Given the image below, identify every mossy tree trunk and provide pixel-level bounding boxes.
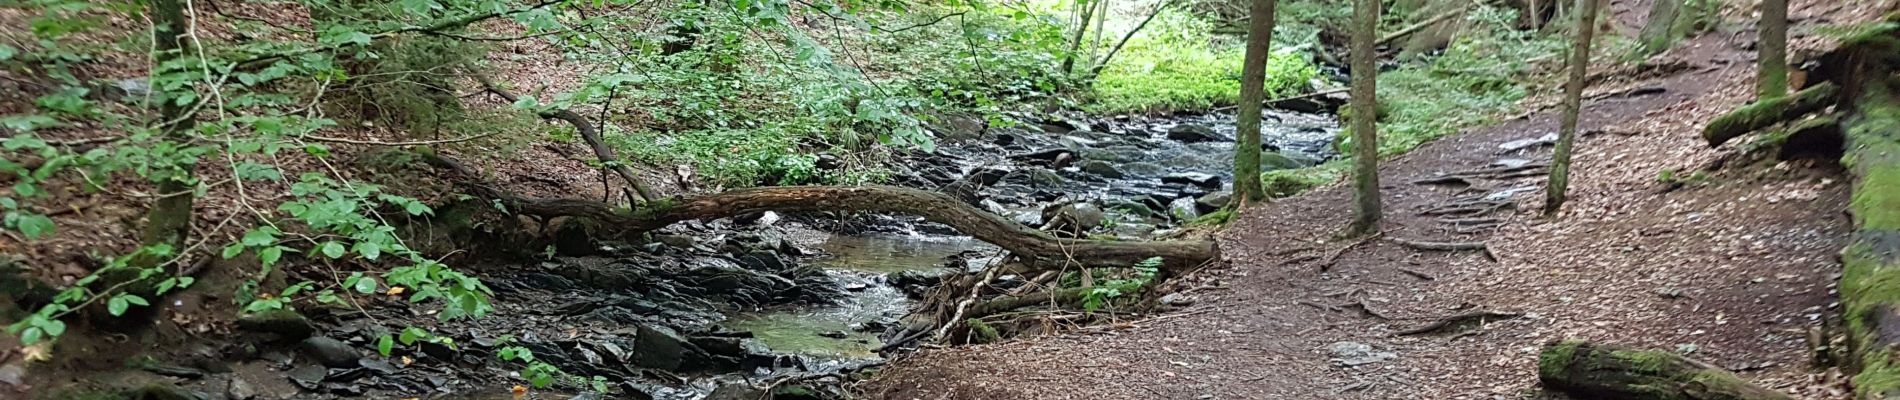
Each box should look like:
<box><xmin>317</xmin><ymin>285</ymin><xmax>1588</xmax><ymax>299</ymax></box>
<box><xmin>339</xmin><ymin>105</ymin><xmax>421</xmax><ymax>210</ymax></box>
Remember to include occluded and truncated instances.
<box><xmin>1232</xmin><ymin>0</ymin><xmax>1278</xmax><ymax>206</ymax></box>
<box><xmin>1544</xmin><ymin>0</ymin><xmax>1601</xmax><ymax>216</ymax></box>
<box><xmin>1699</xmin><ymin>82</ymin><xmax>1840</xmax><ymax>147</ymax></box>
<box><xmin>1538</xmin><ymin>340</ymin><xmax>1794</xmax><ymax>400</ymax></box>
<box><xmin>1346</xmin><ymin>0</ymin><xmax>1382</xmax><ymax>235</ymax></box>
<box><xmin>1637</xmin><ymin>0</ymin><xmax>1683</xmax><ymax>56</ymax></box>
<box><xmin>1756</xmin><ymin>0</ymin><xmax>1789</xmax><ymax>99</ymax></box>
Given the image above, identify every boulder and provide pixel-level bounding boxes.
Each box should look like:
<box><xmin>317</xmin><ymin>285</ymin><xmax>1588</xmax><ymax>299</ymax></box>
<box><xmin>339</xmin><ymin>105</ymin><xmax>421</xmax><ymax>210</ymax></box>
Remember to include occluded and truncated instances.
<box><xmin>1120</xmin><ymin>162</ymin><xmax>1166</xmax><ymax>176</ymax></box>
<box><xmin>1039</xmin><ymin>202</ymin><xmax>1105</xmax><ymax>236</ymax></box>
<box><xmin>1166</xmin><ymin>124</ymin><xmax>1225</xmax><ymax>143</ymax></box>
<box><xmin>1196</xmin><ymin>191</ymin><xmax>1233</xmax><ymax>213</ymax></box>
<box><xmin>632</xmin><ymin>325</ymin><xmax>690</xmax><ymax>370</ymax></box>
<box><xmin>1079</xmin><ymin>160</ymin><xmax>1124</xmax><ymax>179</ymax></box>
<box><xmin>1162</xmin><ymin>172</ymin><xmax>1221</xmax><ymax>189</ymax></box>
<box><xmin>929</xmin><ymin>114</ymin><xmax>986</xmax><ymax>141</ymax></box>
<box><xmin>236</xmin><ymin>309</ymin><xmax>315</xmax><ymax>339</ymax></box>
<box><xmin>299</xmin><ymin>337</ymin><xmax>360</xmax><ymax>368</ymax></box>
<box><xmin>1168</xmin><ymin>197</ymin><xmax>1201</xmax><ymax>221</ymax></box>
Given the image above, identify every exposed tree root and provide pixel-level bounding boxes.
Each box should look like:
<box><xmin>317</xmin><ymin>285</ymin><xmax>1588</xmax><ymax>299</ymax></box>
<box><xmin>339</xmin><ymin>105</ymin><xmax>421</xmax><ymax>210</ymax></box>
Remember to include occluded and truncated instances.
<box><xmin>1394</xmin><ymin>310</ymin><xmax>1519</xmax><ymax>336</ymax></box>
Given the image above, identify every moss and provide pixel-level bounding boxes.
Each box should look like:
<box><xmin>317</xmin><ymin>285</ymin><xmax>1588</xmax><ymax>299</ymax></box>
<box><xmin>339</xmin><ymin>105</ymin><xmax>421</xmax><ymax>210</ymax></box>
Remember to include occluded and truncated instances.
<box><xmin>1852</xmin><ymin>165</ymin><xmax>1900</xmax><ymax>230</ymax></box>
<box><xmin>1260</xmin><ymin>166</ymin><xmax>1340</xmax><ymax>198</ymax></box>
<box><xmin>626</xmin><ymin>197</ymin><xmax>680</xmax><ymax>220</ymax></box>
<box><xmin>966</xmin><ymin>319</ymin><xmax>1001</xmax><ymax>344</ymax></box>
<box><xmin>1609</xmin><ymin>349</ymin><xmax>1673</xmax><ymax>374</ymax></box>
<box><xmin>1187</xmin><ymin>209</ymin><xmax>1235</xmax><ymax>227</ymax></box>
<box><xmin>1539</xmin><ymin>340</ymin><xmax>1585</xmax><ymax>378</ymax></box>
<box><xmin>1857</xmin><ymin>350</ymin><xmax>1900</xmax><ymax>398</ymax></box>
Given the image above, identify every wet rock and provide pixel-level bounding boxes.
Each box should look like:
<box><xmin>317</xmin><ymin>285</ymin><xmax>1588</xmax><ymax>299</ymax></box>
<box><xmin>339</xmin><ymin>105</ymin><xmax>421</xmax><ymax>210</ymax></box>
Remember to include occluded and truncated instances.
<box><xmin>735</xmin><ymin>251</ymin><xmax>788</xmax><ymax>271</ymax></box>
<box><xmin>706</xmin><ymin>381</ymin><xmax>769</xmax><ymax>400</ymax></box>
<box><xmin>1023</xmin><ymin>168</ymin><xmax>1066</xmax><ymax>186</ymax></box>
<box><xmin>1195</xmin><ymin>191</ymin><xmax>1232</xmax><ymax>214</ymax></box>
<box><xmin>930</xmin><ymin>115</ymin><xmax>986</xmax><ymax>141</ymax></box>
<box><xmin>891</xmin><ymin>269</ymin><xmax>950</xmax><ymax>289</ymax></box>
<box><xmin>1162</xmin><ymin>172</ymin><xmax>1221</xmax><ymax>189</ymax></box>
<box><xmin>1040</xmin><ymin>202</ymin><xmax>1104</xmax><ymax>236</ymax></box>
<box><xmin>287</xmin><ymin>365</ymin><xmax>327</xmax><ymax>390</ymax></box>
<box><xmin>632</xmin><ymin>325</ymin><xmax>690</xmax><ymax>370</ymax></box>
<box><xmin>1009</xmin><ymin>149</ymin><xmax>1077</xmax><ymax>168</ymax></box>
<box><xmin>1167</xmin><ymin>124</ymin><xmax>1225</xmax><ymax>143</ymax></box>
<box><xmin>1168</xmin><ymin>197</ymin><xmax>1201</xmax><ymax>221</ymax></box>
<box><xmin>1328</xmin><ymin>341</ymin><xmax>1398</xmax><ymax>367</ymax></box>
<box><xmin>1111</xmin><ymin>222</ymin><xmax>1158</xmax><ymax>237</ymax></box>
<box><xmin>131</xmin><ymin>383</ymin><xmax>211</xmax><ymax>400</ymax></box>
<box><xmin>1079</xmin><ymin>160</ymin><xmax>1124</xmax><ymax>179</ymax></box>
<box><xmin>1120</xmin><ymin>162</ymin><xmax>1166</xmax><ymax>176</ymax></box>
<box><xmin>818</xmin><ymin>331</ymin><xmax>850</xmax><ymax>339</ymax></box>
<box><xmin>228</xmin><ymin>376</ymin><xmax>257</xmax><ymax>400</ymax></box>
<box><xmin>357</xmin><ymin>358</ymin><xmax>400</xmax><ymax>375</ymax></box>
<box><xmin>138</xmin><ymin>362</ymin><xmax>207</xmax><ymax>379</ymax></box>
<box><xmin>654</xmin><ymin>234</ymin><xmax>698</xmax><ymax>250</ymax></box>
<box><xmin>299</xmin><ymin>337</ymin><xmax>360</xmax><ymax>368</ymax></box>
<box><xmin>236</xmin><ymin>309</ymin><xmax>315</xmax><ymax>339</ymax></box>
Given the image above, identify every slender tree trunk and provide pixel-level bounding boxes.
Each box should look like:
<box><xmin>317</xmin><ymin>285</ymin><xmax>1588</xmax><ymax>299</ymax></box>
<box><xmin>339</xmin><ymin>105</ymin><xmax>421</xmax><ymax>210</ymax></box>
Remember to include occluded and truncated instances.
<box><xmin>1087</xmin><ymin>1</ymin><xmax>1170</xmax><ymax>78</ymax></box>
<box><xmin>1756</xmin><ymin>0</ymin><xmax>1788</xmax><ymax>99</ymax></box>
<box><xmin>1346</xmin><ymin>0</ymin><xmax>1382</xmax><ymax>235</ymax></box>
<box><xmin>1544</xmin><ymin>0</ymin><xmax>1601</xmax><ymax>216</ymax></box>
<box><xmin>1060</xmin><ymin>0</ymin><xmax>1097</xmax><ymax>75</ymax></box>
<box><xmin>1637</xmin><ymin>0</ymin><xmax>1683</xmax><ymax>55</ymax></box>
<box><xmin>1092</xmin><ymin>0</ymin><xmax>1109</xmax><ymax>57</ymax></box>
<box><xmin>1231</xmin><ymin>0</ymin><xmax>1278</xmax><ymax>206</ymax></box>
<box><xmin>139</xmin><ymin>0</ymin><xmax>197</xmax><ymax>261</ymax></box>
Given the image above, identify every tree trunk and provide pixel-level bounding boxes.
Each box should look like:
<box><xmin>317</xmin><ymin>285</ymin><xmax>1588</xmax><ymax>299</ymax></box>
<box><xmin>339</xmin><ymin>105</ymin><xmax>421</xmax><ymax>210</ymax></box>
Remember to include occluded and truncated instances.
<box><xmin>1347</xmin><ymin>0</ymin><xmax>1382</xmax><ymax>235</ymax></box>
<box><xmin>1756</xmin><ymin>0</ymin><xmax>1789</xmax><ymax>99</ymax></box>
<box><xmin>1231</xmin><ymin>0</ymin><xmax>1278</xmax><ymax>206</ymax></box>
<box><xmin>1538</xmin><ymin>340</ymin><xmax>1794</xmax><ymax>400</ymax></box>
<box><xmin>1699</xmin><ymin>81</ymin><xmax>1839</xmax><ymax>147</ymax></box>
<box><xmin>429</xmin><ymin>153</ymin><xmax>1219</xmax><ymax>273</ymax></box>
<box><xmin>1637</xmin><ymin>0</ymin><xmax>1683</xmax><ymax>56</ymax></box>
<box><xmin>133</xmin><ymin>0</ymin><xmax>197</xmax><ymax>271</ymax></box>
<box><xmin>1087</xmin><ymin>1</ymin><xmax>1171</xmax><ymax>78</ymax></box>
<box><xmin>1060</xmin><ymin>0</ymin><xmax>1097</xmax><ymax>75</ymax></box>
<box><xmin>1543</xmin><ymin>0</ymin><xmax>1601</xmax><ymax>216</ymax></box>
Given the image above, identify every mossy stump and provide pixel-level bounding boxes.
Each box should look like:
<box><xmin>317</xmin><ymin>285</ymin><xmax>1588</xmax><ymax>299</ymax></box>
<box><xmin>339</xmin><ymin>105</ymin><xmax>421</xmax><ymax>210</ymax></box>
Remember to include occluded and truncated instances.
<box><xmin>1537</xmin><ymin>340</ymin><xmax>1792</xmax><ymax>400</ymax></box>
<box><xmin>1834</xmin><ymin>17</ymin><xmax>1900</xmax><ymax>398</ymax></box>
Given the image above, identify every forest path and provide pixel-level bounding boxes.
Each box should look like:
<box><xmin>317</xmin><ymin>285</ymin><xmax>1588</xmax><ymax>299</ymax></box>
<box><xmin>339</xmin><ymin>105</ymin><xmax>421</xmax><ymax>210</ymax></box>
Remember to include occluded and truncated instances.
<box><xmin>861</xmin><ymin>1</ymin><xmax>1882</xmax><ymax>398</ymax></box>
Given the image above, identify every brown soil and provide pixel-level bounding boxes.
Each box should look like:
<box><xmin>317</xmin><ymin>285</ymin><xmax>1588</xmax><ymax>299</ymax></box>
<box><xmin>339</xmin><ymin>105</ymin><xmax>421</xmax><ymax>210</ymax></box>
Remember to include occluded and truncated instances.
<box><xmin>860</xmin><ymin>1</ymin><xmax>1888</xmax><ymax>398</ymax></box>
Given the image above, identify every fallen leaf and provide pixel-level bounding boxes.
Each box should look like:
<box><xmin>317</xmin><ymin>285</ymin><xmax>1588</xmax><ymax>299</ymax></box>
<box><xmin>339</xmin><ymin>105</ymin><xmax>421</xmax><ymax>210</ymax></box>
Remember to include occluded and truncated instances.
<box><xmin>387</xmin><ymin>287</ymin><xmax>405</xmax><ymax>296</ymax></box>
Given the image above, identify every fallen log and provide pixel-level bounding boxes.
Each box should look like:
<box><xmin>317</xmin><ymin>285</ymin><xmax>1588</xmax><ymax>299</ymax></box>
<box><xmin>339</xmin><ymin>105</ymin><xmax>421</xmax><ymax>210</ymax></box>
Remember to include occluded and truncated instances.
<box><xmin>1701</xmin><ymin>81</ymin><xmax>1839</xmax><ymax>148</ymax></box>
<box><xmin>1538</xmin><ymin>340</ymin><xmax>1793</xmax><ymax>400</ymax></box>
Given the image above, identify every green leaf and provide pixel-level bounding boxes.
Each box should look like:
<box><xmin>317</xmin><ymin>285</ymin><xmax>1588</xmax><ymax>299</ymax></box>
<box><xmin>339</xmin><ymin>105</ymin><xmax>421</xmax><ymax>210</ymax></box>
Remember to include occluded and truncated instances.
<box><xmin>14</xmin><ymin>213</ymin><xmax>53</xmax><ymax>239</ymax></box>
<box><xmin>350</xmin><ymin>273</ymin><xmax>377</xmax><ymax>294</ymax></box>
<box><xmin>320</xmin><ymin>241</ymin><xmax>346</xmax><ymax>259</ymax></box>
<box><xmin>221</xmin><ymin>243</ymin><xmax>244</xmax><ymax>259</ymax></box>
<box><xmin>108</xmin><ymin>297</ymin><xmax>128</xmax><ymax>316</ymax></box>
<box><xmin>354</xmin><ymin>242</ymin><xmax>382</xmax><ymax>261</ymax></box>
<box><xmin>399</xmin><ymin>326</ymin><xmax>426</xmax><ymax>345</ymax></box>
<box><xmin>240</xmin><ymin>226</ymin><xmax>278</xmax><ymax>247</ymax></box>
<box><xmin>0</xmin><ymin>44</ymin><xmax>16</xmax><ymax>61</ymax></box>
<box><xmin>20</xmin><ymin>326</ymin><xmax>42</xmax><ymax>345</ymax></box>
<box><xmin>377</xmin><ymin>334</ymin><xmax>395</xmax><ymax>356</ymax></box>
<box><xmin>40</xmin><ymin>319</ymin><xmax>64</xmax><ymax>337</ymax></box>
<box><xmin>122</xmin><ymin>294</ymin><xmax>149</xmax><ymax>306</ymax></box>
<box><xmin>259</xmin><ymin>246</ymin><xmax>283</xmax><ymax>266</ymax></box>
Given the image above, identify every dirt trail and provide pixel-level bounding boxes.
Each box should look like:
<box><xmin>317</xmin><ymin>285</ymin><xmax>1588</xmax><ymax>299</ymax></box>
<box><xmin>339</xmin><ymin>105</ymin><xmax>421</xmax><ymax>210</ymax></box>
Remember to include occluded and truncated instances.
<box><xmin>862</xmin><ymin>1</ymin><xmax>1878</xmax><ymax>398</ymax></box>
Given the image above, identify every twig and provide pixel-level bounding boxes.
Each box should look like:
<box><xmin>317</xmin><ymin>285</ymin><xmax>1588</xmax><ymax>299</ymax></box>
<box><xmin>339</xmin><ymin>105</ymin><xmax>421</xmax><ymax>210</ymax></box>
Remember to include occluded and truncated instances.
<box><xmin>1393</xmin><ymin>310</ymin><xmax>1521</xmax><ymax>336</ymax></box>
<box><xmin>1318</xmin><ymin>231</ymin><xmax>1382</xmax><ymax>272</ymax></box>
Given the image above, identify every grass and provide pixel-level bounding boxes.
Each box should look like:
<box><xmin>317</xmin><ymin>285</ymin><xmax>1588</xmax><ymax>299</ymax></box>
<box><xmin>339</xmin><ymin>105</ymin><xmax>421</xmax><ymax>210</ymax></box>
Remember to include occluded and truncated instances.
<box><xmin>1088</xmin><ymin>12</ymin><xmax>1319</xmax><ymax>114</ymax></box>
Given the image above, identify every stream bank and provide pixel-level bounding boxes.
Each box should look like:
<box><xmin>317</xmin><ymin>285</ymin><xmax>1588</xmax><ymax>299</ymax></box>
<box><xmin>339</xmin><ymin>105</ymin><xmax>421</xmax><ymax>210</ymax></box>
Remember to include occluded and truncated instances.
<box><xmin>64</xmin><ymin>108</ymin><xmax>1339</xmax><ymax>400</ymax></box>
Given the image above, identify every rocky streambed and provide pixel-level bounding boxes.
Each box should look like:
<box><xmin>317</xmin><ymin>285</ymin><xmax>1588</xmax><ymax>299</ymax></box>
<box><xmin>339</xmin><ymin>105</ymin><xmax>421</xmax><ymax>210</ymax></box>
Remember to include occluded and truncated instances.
<box><xmin>148</xmin><ymin>109</ymin><xmax>1338</xmax><ymax>400</ymax></box>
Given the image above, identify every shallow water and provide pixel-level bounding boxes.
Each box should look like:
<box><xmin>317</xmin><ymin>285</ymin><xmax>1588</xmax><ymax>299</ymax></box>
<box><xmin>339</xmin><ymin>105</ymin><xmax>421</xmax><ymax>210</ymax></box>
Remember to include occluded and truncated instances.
<box><xmin>723</xmin><ymin>233</ymin><xmax>989</xmax><ymax>361</ymax></box>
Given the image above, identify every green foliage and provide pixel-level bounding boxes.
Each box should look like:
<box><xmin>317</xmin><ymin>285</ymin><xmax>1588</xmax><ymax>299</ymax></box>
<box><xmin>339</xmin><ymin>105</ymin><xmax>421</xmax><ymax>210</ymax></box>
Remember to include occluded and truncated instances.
<box><xmin>1089</xmin><ymin>11</ymin><xmax>1318</xmax><ymax>113</ymax></box>
<box><xmin>1077</xmin><ymin>257</ymin><xmax>1161</xmax><ymax>311</ymax></box>
<box><xmin>496</xmin><ymin>345</ymin><xmax>608</xmax><ymax>392</ymax></box>
<box><xmin>1347</xmin><ymin>5</ymin><xmax>1561</xmax><ymax>156</ymax></box>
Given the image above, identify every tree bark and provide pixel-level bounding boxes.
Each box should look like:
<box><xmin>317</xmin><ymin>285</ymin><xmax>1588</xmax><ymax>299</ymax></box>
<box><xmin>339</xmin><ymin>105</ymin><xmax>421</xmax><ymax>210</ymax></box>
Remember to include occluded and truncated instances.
<box><xmin>1544</xmin><ymin>0</ymin><xmax>1601</xmax><ymax>216</ymax></box>
<box><xmin>1060</xmin><ymin>0</ymin><xmax>1097</xmax><ymax>75</ymax></box>
<box><xmin>1637</xmin><ymin>0</ymin><xmax>1683</xmax><ymax>56</ymax></box>
<box><xmin>1231</xmin><ymin>0</ymin><xmax>1278</xmax><ymax>206</ymax></box>
<box><xmin>133</xmin><ymin>0</ymin><xmax>197</xmax><ymax>271</ymax></box>
<box><xmin>478</xmin><ymin>75</ymin><xmax>657</xmax><ymax>202</ymax></box>
<box><xmin>1700</xmin><ymin>81</ymin><xmax>1839</xmax><ymax>147</ymax></box>
<box><xmin>1347</xmin><ymin>0</ymin><xmax>1382</xmax><ymax>235</ymax></box>
<box><xmin>1538</xmin><ymin>340</ymin><xmax>1794</xmax><ymax>400</ymax></box>
<box><xmin>1756</xmin><ymin>0</ymin><xmax>1789</xmax><ymax>99</ymax></box>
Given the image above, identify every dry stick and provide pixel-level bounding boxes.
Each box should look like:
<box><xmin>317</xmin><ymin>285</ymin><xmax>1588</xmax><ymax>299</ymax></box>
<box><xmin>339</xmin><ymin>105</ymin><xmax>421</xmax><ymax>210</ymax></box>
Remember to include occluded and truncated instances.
<box><xmin>476</xmin><ymin>74</ymin><xmax>656</xmax><ymax>202</ymax></box>
<box><xmin>1318</xmin><ymin>231</ymin><xmax>1383</xmax><ymax>272</ymax></box>
<box><xmin>1394</xmin><ymin>310</ymin><xmax>1520</xmax><ymax>336</ymax></box>
<box><xmin>1376</xmin><ymin>5</ymin><xmax>1469</xmax><ymax>46</ymax></box>
<box><xmin>1085</xmin><ymin>0</ymin><xmax>1174</xmax><ymax>77</ymax></box>
<box><xmin>1390</xmin><ymin>237</ymin><xmax>1498</xmax><ymax>261</ymax></box>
